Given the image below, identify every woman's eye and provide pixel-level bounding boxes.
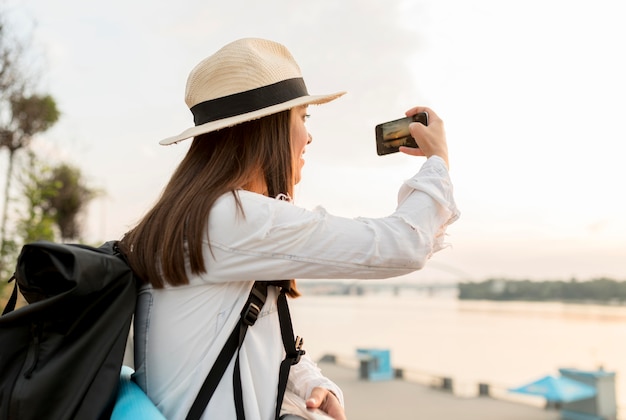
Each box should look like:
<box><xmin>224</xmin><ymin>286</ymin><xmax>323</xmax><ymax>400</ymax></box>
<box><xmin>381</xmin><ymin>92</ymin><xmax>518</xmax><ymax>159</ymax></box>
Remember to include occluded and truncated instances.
<box><xmin>304</xmin><ymin>114</ymin><xmax>310</xmax><ymax>121</ymax></box>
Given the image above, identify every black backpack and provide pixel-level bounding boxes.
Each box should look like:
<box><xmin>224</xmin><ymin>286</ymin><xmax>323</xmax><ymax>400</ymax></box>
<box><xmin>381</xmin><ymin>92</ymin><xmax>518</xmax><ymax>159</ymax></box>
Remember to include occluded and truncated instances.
<box><xmin>0</xmin><ymin>241</ymin><xmax>303</xmax><ymax>420</ymax></box>
<box><xmin>0</xmin><ymin>241</ymin><xmax>137</xmax><ymax>420</ymax></box>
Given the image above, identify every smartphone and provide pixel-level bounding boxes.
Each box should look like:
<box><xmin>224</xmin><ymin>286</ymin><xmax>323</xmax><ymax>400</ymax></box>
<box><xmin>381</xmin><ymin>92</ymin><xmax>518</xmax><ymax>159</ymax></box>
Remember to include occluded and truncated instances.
<box><xmin>375</xmin><ymin>112</ymin><xmax>428</xmax><ymax>156</ymax></box>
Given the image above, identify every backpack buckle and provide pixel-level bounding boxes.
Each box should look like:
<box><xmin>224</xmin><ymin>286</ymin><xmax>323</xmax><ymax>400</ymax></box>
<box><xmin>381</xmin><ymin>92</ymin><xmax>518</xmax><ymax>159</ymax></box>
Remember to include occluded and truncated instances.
<box><xmin>292</xmin><ymin>336</ymin><xmax>306</xmax><ymax>365</ymax></box>
<box><xmin>241</xmin><ymin>302</ymin><xmax>261</xmax><ymax>326</ymax></box>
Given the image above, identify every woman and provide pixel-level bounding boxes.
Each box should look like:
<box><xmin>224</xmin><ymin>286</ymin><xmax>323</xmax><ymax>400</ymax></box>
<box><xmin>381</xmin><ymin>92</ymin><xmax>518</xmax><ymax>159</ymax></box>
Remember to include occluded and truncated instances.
<box><xmin>121</xmin><ymin>38</ymin><xmax>459</xmax><ymax>420</ymax></box>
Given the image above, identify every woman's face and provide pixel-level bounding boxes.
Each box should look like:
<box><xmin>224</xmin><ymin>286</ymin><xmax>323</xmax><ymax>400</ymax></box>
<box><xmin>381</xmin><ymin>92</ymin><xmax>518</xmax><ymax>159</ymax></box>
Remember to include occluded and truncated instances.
<box><xmin>290</xmin><ymin>105</ymin><xmax>311</xmax><ymax>185</ymax></box>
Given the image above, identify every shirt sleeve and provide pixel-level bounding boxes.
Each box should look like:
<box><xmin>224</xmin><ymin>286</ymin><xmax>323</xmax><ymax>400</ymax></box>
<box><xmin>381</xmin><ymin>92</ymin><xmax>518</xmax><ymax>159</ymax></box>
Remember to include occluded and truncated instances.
<box><xmin>200</xmin><ymin>156</ymin><xmax>460</xmax><ymax>282</ymax></box>
<box><xmin>286</xmin><ymin>353</ymin><xmax>345</xmax><ymax>407</ymax></box>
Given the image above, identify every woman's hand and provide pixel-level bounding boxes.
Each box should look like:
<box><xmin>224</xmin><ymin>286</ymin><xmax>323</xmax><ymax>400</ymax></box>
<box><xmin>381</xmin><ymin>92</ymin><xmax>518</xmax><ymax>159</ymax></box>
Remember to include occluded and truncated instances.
<box><xmin>399</xmin><ymin>106</ymin><xmax>449</xmax><ymax>169</ymax></box>
<box><xmin>306</xmin><ymin>387</ymin><xmax>347</xmax><ymax>420</ymax></box>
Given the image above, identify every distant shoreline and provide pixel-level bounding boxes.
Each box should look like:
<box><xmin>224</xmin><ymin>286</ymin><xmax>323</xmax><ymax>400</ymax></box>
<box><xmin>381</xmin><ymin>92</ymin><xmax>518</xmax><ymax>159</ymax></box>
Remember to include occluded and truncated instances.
<box><xmin>458</xmin><ymin>278</ymin><xmax>626</xmax><ymax>305</ymax></box>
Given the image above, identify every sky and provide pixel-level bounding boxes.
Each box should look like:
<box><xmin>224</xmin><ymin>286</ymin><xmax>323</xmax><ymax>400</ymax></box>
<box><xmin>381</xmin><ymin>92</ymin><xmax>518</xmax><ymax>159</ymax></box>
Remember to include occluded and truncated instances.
<box><xmin>3</xmin><ymin>0</ymin><xmax>626</xmax><ymax>283</ymax></box>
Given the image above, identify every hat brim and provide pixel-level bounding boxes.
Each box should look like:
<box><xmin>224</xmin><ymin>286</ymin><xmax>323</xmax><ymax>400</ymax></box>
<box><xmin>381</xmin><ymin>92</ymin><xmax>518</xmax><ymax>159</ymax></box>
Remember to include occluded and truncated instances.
<box><xmin>159</xmin><ymin>91</ymin><xmax>346</xmax><ymax>145</ymax></box>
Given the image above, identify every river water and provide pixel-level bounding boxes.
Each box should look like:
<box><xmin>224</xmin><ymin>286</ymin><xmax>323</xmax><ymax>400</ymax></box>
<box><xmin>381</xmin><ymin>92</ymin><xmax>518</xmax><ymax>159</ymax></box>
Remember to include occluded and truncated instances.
<box><xmin>289</xmin><ymin>292</ymin><xmax>626</xmax><ymax>416</ymax></box>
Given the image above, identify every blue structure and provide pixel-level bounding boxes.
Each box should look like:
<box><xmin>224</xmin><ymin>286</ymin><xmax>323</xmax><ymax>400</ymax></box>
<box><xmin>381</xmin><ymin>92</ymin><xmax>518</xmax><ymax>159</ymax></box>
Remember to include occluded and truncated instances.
<box><xmin>558</xmin><ymin>368</ymin><xmax>617</xmax><ymax>420</ymax></box>
<box><xmin>508</xmin><ymin>368</ymin><xmax>617</xmax><ymax>420</ymax></box>
<box><xmin>356</xmin><ymin>348</ymin><xmax>394</xmax><ymax>381</ymax></box>
<box><xmin>509</xmin><ymin>374</ymin><xmax>597</xmax><ymax>403</ymax></box>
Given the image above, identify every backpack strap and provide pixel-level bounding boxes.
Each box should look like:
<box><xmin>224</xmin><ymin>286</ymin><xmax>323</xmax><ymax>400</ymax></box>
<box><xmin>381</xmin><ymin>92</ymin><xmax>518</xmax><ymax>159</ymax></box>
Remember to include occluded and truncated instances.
<box><xmin>233</xmin><ymin>282</ymin><xmax>270</xmax><ymax>420</ymax></box>
<box><xmin>1</xmin><ymin>275</ymin><xmax>18</xmax><ymax>316</ymax></box>
<box><xmin>186</xmin><ymin>281</ymin><xmax>302</xmax><ymax>420</ymax></box>
<box><xmin>186</xmin><ymin>281</ymin><xmax>269</xmax><ymax>420</ymax></box>
<box><xmin>273</xmin><ymin>281</ymin><xmax>305</xmax><ymax>420</ymax></box>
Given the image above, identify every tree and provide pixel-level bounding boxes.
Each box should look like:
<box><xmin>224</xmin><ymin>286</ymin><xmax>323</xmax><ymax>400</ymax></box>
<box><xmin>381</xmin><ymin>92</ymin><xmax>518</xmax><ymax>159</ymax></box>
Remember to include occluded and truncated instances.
<box><xmin>15</xmin><ymin>152</ymin><xmax>57</xmax><ymax>245</ymax></box>
<box><xmin>16</xmin><ymin>154</ymin><xmax>100</xmax><ymax>244</ymax></box>
<box><xmin>37</xmin><ymin>163</ymin><xmax>100</xmax><ymax>242</ymax></box>
<box><xmin>0</xmin><ymin>9</ymin><xmax>60</xmax><ymax>271</ymax></box>
<box><xmin>0</xmin><ymin>94</ymin><xmax>60</xmax><ymax>242</ymax></box>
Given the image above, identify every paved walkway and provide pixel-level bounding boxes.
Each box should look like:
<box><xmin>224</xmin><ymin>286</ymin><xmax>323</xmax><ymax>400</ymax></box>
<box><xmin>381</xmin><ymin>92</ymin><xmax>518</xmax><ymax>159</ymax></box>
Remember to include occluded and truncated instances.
<box><xmin>318</xmin><ymin>360</ymin><xmax>561</xmax><ymax>420</ymax></box>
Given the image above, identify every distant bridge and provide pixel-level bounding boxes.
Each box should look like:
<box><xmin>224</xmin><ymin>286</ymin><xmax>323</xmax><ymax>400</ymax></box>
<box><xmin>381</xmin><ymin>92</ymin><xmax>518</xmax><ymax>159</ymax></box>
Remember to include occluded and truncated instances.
<box><xmin>297</xmin><ymin>261</ymin><xmax>471</xmax><ymax>296</ymax></box>
<box><xmin>297</xmin><ymin>280</ymin><xmax>459</xmax><ymax>296</ymax></box>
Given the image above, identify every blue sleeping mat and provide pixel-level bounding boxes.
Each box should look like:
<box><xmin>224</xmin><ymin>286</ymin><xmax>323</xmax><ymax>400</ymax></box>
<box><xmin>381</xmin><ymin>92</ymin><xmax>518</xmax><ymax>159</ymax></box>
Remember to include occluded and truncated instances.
<box><xmin>111</xmin><ymin>366</ymin><xmax>166</xmax><ymax>420</ymax></box>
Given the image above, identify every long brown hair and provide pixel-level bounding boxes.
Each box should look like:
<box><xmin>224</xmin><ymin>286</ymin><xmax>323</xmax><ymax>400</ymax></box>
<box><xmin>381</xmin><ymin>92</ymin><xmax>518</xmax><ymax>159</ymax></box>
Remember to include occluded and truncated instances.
<box><xmin>120</xmin><ymin>110</ymin><xmax>300</xmax><ymax>296</ymax></box>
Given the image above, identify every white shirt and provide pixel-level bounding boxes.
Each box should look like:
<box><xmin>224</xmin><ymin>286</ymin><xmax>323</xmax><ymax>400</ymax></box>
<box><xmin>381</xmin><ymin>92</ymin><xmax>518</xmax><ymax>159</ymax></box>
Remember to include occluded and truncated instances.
<box><xmin>133</xmin><ymin>156</ymin><xmax>459</xmax><ymax>419</ymax></box>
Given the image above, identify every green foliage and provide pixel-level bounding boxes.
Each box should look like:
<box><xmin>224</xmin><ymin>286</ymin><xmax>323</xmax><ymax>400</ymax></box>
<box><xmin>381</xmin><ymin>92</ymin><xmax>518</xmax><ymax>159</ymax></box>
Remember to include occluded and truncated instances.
<box><xmin>36</xmin><ymin>162</ymin><xmax>100</xmax><ymax>241</ymax></box>
<box><xmin>458</xmin><ymin>278</ymin><xmax>626</xmax><ymax>304</ymax></box>
<box><xmin>17</xmin><ymin>152</ymin><xmax>58</xmax><ymax>243</ymax></box>
<box><xmin>5</xmin><ymin>94</ymin><xmax>60</xmax><ymax>145</ymax></box>
<box><xmin>0</xmin><ymin>153</ymin><xmax>55</xmax><ymax>285</ymax></box>
<box><xmin>15</xmin><ymin>153</ymin><xmax>99</xmax><ymax>243</ymax></box>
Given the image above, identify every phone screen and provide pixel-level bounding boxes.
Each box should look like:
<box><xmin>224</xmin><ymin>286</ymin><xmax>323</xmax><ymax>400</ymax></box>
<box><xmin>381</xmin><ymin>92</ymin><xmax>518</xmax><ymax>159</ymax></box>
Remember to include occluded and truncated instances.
<box><xmin>375</xmin><ymin>112</ymin><xmax>428</xmax><ymax>155</ymax></box>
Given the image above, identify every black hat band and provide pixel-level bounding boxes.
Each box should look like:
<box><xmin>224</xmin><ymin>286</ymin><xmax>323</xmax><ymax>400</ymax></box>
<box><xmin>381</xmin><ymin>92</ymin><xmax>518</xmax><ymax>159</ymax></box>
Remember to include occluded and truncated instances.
<box><xmin>191</xmin><ymin>77</ymin><xmax>309</xmax><ymax>126</ymax></box>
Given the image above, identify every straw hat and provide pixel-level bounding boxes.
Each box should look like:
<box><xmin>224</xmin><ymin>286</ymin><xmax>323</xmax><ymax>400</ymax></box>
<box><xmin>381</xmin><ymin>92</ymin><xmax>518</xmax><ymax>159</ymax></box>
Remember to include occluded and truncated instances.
<box><xmin>159</xmin><ymin>38</ymin><xmax>346</xmax><ymax>145</ymax></box>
